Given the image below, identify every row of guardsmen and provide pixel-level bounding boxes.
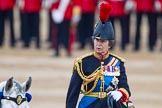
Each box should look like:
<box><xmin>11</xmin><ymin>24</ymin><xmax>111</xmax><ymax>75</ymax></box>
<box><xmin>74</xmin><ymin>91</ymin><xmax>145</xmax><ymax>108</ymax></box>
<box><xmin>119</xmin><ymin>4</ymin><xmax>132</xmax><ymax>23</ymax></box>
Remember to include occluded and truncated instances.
<box><xmin>0</xmin><ymin>0</ymin><xmax>162</xmax><ymax>56</ymax></box>
<box><xmin>104</xmin><ymin>0</ymin><xmax>162</xmax><ymax>52</ymax></box>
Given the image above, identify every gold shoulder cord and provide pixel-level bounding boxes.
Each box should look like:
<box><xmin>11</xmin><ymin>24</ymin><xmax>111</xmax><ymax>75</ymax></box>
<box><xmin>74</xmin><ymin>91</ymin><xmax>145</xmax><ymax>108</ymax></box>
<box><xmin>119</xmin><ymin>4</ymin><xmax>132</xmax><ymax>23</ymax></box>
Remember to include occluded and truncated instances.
<box><xmin>75</xmin><ymin>58</ymin><xmax>100</xmax><ymax>95</ymax></box>
<box><xmin>75</xmin><ymin>55</ymin><xmax>105</xmax><ymax>95</ymax></box>
<box><xmin>109</xmin><ymin>53</ymin><xmax>126</xmax><ymax>62</ymax></box>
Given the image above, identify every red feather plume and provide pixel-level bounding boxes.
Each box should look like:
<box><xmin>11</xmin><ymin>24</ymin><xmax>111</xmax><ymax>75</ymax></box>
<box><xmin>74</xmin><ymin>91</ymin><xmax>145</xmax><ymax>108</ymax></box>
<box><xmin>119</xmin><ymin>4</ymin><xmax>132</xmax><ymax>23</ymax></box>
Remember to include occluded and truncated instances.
<box><xmin>99</xmin><ymin>2</ymin><xmax>112</xmax><ymax>22</ymax></box>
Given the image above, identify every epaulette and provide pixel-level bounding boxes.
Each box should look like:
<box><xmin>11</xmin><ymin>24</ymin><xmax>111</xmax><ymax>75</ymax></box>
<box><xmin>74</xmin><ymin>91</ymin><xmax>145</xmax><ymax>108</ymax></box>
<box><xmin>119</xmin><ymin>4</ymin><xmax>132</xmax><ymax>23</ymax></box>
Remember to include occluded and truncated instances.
<box><xmin>76</xmin><ymin>52</ymin><xmax>94</xmax><ymax>62</ymax></box>
<box><xmin>109</xmin><ymin>53</ymin><xmax>126</xmax><ymax>63</ymax></box>
<box><xmin>73</xmin><ymin>52</ymin><xmax>94</xmax><ymax>71</ymax></box>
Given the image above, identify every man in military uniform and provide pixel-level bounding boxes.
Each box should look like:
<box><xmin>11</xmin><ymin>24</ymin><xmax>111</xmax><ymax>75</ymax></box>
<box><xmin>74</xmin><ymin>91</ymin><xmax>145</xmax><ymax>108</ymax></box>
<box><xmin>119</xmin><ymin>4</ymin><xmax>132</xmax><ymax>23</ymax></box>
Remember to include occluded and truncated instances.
<box><xmin>65</xmin><ymin>2</ymin><xmax>132</xmax><ymax>108</ymax></box>
<box><xmin>107</xmin><ymin>0</ymin><xmax>130</xmax><ymax>51</ymax></box>
<box><xmin>20</xmin><ymin>0</ymin><xmax>42</xmax><ymax>48</ymax></box>
<box><xmin>133</xmin><ymin>0</ymin><xmax>157</xmax><ymax>51</ymax></box>
<box><xmin>0</xmin><ymin>0</ymin><xmax>16</xmax><ymax>48</ymax></box>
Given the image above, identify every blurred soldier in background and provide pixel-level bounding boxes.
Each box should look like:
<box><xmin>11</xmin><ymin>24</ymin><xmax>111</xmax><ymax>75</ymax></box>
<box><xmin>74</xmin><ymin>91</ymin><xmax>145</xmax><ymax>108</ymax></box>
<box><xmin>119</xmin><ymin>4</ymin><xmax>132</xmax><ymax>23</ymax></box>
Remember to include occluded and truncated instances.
<box><xmin>18</xmin><ymin>0</ymin><xmax>42</xmax><ymax>48</ymax></box>
<box><xmin>154</xmin><ymin>0</ymin><xmax>162</xmax><ymax>51</ymax></box>
<box><xmin>76</xmin><ymin>0</ymin><xmax>98</xmax><ymax>50</ymax></box>
<box><xmin>106</xmin><ymin>0</ymin><xmax>131</xmax><ymax>51</ymax></box>
<box><xmin>42</xmin><ymin>0</ymin><xmax>57</xmax><ymax>48</ymax></box>
<box><xmin>17</xmin><ymin>0</ymin><xmax>25</xmax><ymax>44</ymax></box>
<box><xmin>0</xmin><ymin>0</ymin><xmax>16</xmax><ymax>48</ymax></box>
<box><xmin>124</xmin><ymin>0</ymin><xmax>136</xmax><ymax>46</ymax></box>
<box><xmin>133</xmin><ymin>0</ymin><xmax>157</xmax><ymax>51</ymax></box>
<box><xmin>51</xmin><ymin>0</ymin><xmax>74</xmax><ymax>56</ymax></box>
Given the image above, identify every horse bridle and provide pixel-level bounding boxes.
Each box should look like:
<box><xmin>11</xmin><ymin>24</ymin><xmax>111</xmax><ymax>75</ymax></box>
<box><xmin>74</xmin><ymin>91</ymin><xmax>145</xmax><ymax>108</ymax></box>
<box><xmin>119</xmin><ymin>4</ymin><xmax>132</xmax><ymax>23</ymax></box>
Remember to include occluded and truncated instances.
<box><xmin>0</xmin><ymin>87</ymin><xmax>27</xmax><ymax>106</ymax></box>
<box><xmin>2</xmin><ymin>95</ymin><xmax>27</xmax><ymax>105</ymax></box>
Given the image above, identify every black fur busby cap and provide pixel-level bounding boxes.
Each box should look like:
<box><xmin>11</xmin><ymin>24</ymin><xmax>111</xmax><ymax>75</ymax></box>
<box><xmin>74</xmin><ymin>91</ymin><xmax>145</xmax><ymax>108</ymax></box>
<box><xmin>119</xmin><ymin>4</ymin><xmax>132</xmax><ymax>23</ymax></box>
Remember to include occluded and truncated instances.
<box><xmin>92</xmin><ymin>2</ymin><xmax>114</xmax><ymax>40</ymax></box>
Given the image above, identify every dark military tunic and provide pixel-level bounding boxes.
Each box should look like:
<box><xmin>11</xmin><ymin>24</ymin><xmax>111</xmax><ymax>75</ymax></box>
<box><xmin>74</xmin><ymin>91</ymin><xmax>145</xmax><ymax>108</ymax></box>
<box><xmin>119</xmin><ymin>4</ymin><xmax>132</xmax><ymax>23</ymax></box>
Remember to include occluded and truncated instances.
<box><xmin>66</xmin><ymin>52</ymin><xmax>131</xmax><ymax>108</ymax></box>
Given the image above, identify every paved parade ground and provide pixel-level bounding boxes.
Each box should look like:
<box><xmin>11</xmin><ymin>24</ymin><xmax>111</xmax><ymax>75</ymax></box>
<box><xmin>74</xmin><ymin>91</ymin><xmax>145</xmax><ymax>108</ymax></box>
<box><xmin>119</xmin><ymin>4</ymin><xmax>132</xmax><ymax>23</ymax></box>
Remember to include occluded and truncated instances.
<box><xmin>0</xmin><ymin>46</ymin><xmax>162</xmax><ymax>108</ymax></box>
<box><xmin>0</xmin><ymin>9</ymin><xmax>162</xmax><ymax>108</ymax></box>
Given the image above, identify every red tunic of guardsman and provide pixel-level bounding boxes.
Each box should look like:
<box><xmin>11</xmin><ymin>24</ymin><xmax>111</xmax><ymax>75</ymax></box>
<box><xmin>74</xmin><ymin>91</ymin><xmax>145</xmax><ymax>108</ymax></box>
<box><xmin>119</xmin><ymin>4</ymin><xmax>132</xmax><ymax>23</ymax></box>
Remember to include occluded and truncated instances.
<box><xmin>23</xmin><ymin>0</ymin><xmax>42</xmax><ymax>12</ymax></box>
<box><xmin>0</xmin><ymin>0</ymin><xmax>15</xmax><ymax>10</ymax></box>
<box><xmin>135</xmin><ymin>0</ymin><xmax>155</xmax><ymax>12</ymax></box>
<box><xmin>74</xmin><ymin>0</ymin><xmax>96</xmax><ymax>13</ymax></box>
<box><xmin>108</xmin><ymin>0</ymin><xmax>126</xmax><ymax>17</ymax></box>
<box><xmin>49</xmin><ymin>1</ymin><xmax>58</xmax><ymax>11</ymax></box>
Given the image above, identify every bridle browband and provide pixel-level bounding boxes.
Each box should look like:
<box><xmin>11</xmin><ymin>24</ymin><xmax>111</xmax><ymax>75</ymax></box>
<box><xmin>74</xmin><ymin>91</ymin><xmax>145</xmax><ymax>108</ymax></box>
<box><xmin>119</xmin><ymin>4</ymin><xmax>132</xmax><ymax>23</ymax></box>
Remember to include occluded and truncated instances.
<box><xmin>0</xmin><ymin>87</ymin><xmax>27</xmax><ymax>105</ymax></box>
<box><xmin>2</xmin><ymin>95</ymin><xmax>27</xmax><ymax>105</ymax></box>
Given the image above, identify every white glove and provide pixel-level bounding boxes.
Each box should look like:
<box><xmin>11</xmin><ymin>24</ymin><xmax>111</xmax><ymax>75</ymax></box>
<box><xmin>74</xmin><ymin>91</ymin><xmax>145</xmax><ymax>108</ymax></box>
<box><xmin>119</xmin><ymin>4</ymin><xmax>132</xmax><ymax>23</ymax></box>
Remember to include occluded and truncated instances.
<box><xmin>16</xmin><ymin>0</ymin><xmax>24</xmax><ymax>9</ymax></box>
<box><xmin>110</xmin><ymin>91</ymin><xmax>123</xmax><ymax>101</ymax></box>
<box><xmin>52</xmin><ymin>10</ymin><xmax>64</xmax><ymax>24</ymax></box>
<box><xmin>154</xmin><ymin>0</ymin><xmax>161</xmax><ymax>12</ymax></box>
<box><xmin>51</xmin><ymin>0</ymin><xmax>70</xmax><ymax>24</ymax></box>
<box><xmin>125</xmin><ymin>0</ymin><xmax>136</xmax><ymax>12</ymax></box>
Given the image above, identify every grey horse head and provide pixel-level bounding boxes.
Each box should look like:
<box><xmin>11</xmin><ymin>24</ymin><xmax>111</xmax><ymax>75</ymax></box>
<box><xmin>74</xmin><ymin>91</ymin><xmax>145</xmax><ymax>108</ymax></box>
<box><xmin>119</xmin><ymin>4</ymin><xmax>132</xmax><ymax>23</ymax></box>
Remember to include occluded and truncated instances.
<box><xmin>0</xmin><ymin>77</ymin><xmax>32</xmax><ymax>108</ymax></box>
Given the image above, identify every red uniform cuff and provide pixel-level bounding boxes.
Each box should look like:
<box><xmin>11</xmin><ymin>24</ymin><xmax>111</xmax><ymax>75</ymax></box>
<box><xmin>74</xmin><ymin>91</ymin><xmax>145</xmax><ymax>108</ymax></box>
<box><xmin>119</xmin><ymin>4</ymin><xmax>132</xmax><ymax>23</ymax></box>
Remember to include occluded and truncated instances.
<box><xmin>118</xmin><ymin>88</ymin><xmax>129</xmax><ymax>102</ymax></box>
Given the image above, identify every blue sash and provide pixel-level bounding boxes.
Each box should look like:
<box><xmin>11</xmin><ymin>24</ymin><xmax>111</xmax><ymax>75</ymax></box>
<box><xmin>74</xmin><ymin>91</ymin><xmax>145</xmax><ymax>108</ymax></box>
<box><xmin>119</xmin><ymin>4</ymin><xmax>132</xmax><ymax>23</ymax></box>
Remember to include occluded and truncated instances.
<box><xmin>78</xmin><ymin>96</ymin><xmax>97</xmax><ymax>108</ymax></box>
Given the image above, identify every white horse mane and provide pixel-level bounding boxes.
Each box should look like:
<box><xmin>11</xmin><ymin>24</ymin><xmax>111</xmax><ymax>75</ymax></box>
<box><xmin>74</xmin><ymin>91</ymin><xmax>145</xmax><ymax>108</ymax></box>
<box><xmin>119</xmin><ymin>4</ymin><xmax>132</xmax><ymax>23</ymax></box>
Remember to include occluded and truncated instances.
<box><xmin>0</xmin><ymin>77</ymin><xmax>32</xmax><ymax>108</ymax></box>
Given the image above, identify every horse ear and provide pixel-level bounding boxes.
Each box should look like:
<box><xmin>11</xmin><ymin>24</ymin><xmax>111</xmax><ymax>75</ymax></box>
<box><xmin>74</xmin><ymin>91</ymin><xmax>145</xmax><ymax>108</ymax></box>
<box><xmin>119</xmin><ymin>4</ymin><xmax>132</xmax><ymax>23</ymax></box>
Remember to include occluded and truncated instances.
<box><xmin>5</xmin><ymin>77</ymin><xmax>14</xmax><ymax>92</ymax></box>
<box><xmin>23</xmin><ymin>76</ymin><xmax>32</xmax><ymax>92</ymax></box>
